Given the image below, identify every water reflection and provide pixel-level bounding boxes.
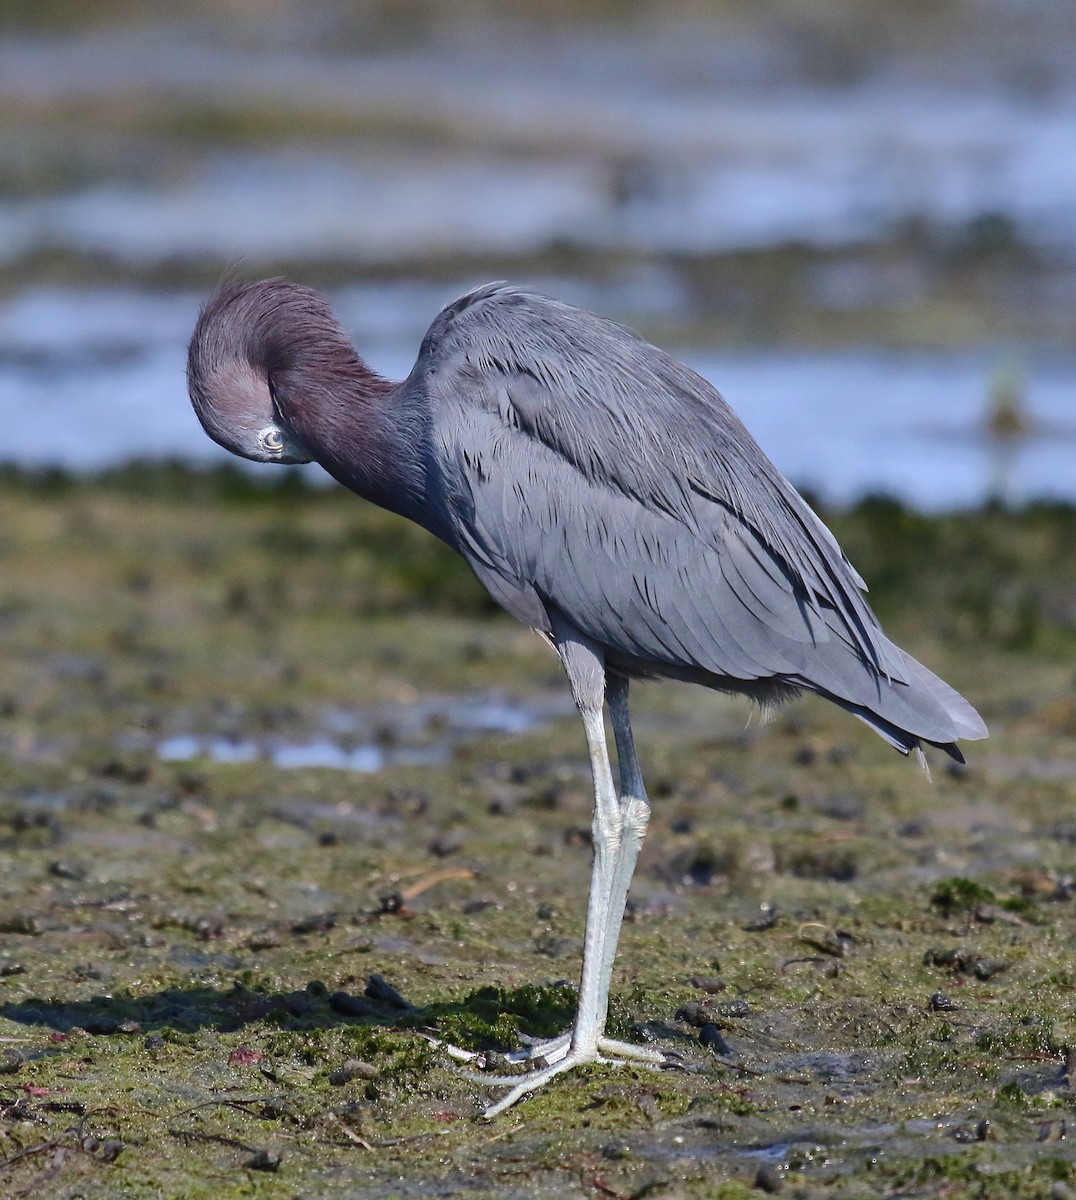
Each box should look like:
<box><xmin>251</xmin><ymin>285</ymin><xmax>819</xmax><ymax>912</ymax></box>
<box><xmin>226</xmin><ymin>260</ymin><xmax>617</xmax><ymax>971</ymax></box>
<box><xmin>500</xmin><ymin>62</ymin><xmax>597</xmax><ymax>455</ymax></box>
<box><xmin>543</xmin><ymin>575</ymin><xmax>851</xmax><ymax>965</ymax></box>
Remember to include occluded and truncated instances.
<box><xmin>154</xmin><ymin>692</ymin><xmax>567</xmax><ymax>773</ymax></box>
<box><xmin>157</xmin><ymin>735</ymin><xmax>433</xmax><ymax>772</ymax></box>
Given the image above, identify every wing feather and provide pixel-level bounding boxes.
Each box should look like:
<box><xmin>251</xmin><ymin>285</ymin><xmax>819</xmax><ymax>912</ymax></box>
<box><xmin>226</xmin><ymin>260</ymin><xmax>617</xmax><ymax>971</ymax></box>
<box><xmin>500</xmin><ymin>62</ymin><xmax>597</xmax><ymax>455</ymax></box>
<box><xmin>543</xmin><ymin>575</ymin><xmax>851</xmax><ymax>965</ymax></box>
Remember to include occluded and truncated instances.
<box><xmin>423</xmin><ymin>285</ymin><xmax>884</xmax><ymax>670</ymax></box>
<box><xmin>417</xmin><ymin>283</ymin><xmax>983</xmax><ymax>747</ymax></box>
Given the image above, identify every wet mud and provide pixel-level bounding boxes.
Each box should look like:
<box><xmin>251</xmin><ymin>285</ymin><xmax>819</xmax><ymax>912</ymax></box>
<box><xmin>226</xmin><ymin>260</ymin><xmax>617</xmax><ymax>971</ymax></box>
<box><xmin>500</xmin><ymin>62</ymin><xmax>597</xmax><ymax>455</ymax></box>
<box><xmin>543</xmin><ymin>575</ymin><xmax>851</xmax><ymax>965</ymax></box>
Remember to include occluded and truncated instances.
<box><xmin>0</xmin><ymin>469</ymin><xmax>1074</xmax><ymax>1198</ymax></box>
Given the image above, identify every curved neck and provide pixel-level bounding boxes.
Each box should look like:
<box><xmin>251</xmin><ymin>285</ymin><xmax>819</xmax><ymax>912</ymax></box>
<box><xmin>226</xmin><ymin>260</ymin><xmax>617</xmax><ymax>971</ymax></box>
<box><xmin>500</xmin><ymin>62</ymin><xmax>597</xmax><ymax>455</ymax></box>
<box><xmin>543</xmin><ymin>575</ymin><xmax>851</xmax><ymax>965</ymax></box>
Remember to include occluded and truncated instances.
<box><xmin>223</xmin><ymin>279</ymin><xmax>449</xmax><ymax>539</ymax></box>
<box><xmin>274</xmin><ymin>362</ymin><xmax>443</xmax><ymax>534</ymax></box>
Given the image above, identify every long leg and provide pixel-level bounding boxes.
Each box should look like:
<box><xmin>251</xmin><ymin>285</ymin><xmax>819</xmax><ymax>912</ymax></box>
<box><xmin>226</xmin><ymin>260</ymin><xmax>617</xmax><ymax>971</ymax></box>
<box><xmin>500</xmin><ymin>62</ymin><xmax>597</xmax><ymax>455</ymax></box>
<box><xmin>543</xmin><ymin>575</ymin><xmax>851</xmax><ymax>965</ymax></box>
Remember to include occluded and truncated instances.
<box><xmin>588</xmin><ymin>672</ymin><xmax>652</xmax><ymax>1058</ymax></box>
<box><xmin>570</xmin><ymin>683</ymin><xmax>624</xmax><ymax>1056</ymax></box>
<box><xmin>479</xmin><ymin>622</ymin><xmax>667</xmax><ymax>1117</ymax></box>
<box><xmin>495</xmin><ymin>675</ymin><xmax>659</xmax><ymax>1067</ymax></box>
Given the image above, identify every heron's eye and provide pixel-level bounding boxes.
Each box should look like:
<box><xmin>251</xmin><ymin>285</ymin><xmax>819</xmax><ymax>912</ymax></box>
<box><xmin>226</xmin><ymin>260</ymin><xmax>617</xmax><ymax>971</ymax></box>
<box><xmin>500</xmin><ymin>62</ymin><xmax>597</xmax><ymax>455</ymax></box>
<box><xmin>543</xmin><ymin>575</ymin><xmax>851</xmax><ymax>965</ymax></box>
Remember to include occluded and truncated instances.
<box><xmin>257</xmin><ymin>426</ymin><xmax>285</xmax><ymax>455</ymax></box>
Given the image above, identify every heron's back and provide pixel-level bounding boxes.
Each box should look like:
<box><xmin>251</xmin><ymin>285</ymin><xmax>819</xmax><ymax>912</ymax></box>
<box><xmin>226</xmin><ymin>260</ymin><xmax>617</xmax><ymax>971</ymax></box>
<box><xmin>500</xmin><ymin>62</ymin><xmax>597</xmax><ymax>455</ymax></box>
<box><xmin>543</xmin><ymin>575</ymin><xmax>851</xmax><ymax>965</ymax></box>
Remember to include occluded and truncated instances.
<box><xmin>415</xmin><ymin>284</ymin><xmax>987</xmax><ymax>760</ymax></box>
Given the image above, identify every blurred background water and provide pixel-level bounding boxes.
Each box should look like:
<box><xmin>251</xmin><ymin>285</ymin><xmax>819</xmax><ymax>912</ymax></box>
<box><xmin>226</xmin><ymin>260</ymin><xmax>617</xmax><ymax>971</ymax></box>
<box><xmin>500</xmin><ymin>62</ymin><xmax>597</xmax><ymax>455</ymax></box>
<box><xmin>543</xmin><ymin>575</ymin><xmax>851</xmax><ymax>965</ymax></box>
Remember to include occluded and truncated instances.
<box><xmin>1</xmin><ymin>0</ymin><xmax>1074</xmax><ymax>508</ymax></box>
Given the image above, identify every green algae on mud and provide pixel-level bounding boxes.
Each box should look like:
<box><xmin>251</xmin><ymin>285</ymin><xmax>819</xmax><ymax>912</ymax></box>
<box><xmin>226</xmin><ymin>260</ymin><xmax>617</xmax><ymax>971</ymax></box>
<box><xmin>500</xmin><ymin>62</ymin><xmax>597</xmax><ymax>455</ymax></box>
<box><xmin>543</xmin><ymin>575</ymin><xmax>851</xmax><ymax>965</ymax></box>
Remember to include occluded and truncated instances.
<box><xmin>0</xmin><ymin>466</ymin><xmax>1074</xmax><ymax>1198</ymax></box>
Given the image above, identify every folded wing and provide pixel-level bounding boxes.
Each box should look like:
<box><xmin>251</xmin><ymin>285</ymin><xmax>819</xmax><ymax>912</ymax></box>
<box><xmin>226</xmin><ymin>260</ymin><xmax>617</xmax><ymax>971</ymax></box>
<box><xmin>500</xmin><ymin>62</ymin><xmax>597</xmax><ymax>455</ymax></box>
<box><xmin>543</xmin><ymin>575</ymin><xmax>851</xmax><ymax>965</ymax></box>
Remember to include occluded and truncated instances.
<box><xmin>417</xmin><ymin>284</ymin><xmax>987</xmax><ymax>757</ymax></box>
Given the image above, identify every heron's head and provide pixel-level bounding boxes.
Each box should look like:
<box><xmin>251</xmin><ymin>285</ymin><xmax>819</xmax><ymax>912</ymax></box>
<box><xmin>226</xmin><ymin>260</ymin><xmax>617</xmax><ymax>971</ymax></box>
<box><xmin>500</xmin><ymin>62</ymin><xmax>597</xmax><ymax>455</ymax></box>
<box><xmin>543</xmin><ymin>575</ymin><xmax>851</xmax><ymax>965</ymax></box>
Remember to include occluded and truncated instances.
<box><xmin>187</xmin><ymin>280</ymin><xmax>315</xmax><ymax>466</ymax></box>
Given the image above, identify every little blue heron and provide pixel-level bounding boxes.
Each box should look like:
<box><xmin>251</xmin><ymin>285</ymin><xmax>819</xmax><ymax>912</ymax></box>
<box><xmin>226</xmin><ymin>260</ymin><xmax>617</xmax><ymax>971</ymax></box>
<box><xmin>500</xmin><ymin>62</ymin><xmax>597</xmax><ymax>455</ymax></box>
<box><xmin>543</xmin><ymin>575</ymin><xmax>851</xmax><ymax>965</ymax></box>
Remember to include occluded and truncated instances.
<box><xmin>187</xmin><ymin>279</ymin><xmax>987</xmax><ymax>1116</ymax></box>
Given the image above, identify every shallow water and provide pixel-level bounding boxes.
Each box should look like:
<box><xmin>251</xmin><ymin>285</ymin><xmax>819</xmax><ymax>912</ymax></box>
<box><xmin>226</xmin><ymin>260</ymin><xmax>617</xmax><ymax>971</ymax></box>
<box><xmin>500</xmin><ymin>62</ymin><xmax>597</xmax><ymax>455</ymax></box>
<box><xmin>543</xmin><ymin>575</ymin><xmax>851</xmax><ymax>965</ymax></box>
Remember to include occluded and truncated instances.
<box><xmin>2</xmin><ymin>17</ymin><xmax>1075</xmax><ymax>506</ymax></box>
<box><xmin>4</xmin><ymin>29</ymin><xmax>1076</xmax><ymax>264</ymax></box>
<box><xmin>153</xmin><ymin>692</ymin><xmax>564</xmax><ymax>772</ymax></box>
<box><xmin>1</xmin><ymin>281</ymin><xmax>1073</xmax><ymax>508</ymax></box>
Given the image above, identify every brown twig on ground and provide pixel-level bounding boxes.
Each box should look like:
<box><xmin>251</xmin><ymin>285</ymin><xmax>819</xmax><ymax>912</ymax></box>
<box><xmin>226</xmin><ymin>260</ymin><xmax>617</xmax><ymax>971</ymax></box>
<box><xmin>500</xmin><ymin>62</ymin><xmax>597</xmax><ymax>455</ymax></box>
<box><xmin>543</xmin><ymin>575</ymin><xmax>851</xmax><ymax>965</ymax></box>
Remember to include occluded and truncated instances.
<box><xmin>399</xmin><ymin>868</ymin><xmax>477</xmax><ymax>901</ymax></box>
<box><xmin>0</xmin><ymin>1136</ymin><xmax>63</xmax><ymax>1174</ymax></box>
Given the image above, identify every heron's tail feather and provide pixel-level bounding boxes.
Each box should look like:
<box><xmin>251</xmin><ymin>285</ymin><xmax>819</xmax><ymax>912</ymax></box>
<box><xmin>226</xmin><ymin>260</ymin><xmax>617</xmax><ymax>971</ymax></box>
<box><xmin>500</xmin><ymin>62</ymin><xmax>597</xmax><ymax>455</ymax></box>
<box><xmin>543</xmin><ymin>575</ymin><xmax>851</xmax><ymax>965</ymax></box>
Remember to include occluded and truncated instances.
<box><xmin>802</xmin><ymin>643</ymin><xmax>987</xmax><ymax>765</ymax></box>
<box><xmin>892</xmin><ymin>648</ymin><xmax>989</xmax><ymax>743</ymax></box>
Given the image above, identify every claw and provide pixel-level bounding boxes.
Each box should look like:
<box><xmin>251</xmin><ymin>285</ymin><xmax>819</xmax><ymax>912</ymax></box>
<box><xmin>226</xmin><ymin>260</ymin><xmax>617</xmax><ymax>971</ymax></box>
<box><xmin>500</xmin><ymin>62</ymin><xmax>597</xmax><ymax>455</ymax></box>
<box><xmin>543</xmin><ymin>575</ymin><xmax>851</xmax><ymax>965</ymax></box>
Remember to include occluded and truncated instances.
<box><xmin>416</xmin><ymin>1031</ymin><xmax>486</xmax><ymax>1065</ymax></box>
<box><xmin>481</xmin><ymin>1055</ymin><xmax>579</xmax><ymax>1118</ymax></box>
<box><xmin>460</xmin><ymin>1068</ymin><xmax>541</xmax><ymax>1086</ymax></box>
<box><xmin>504</xmin><ymin>1033</ymin><xmax>571</xmax><ymax>1067</ymax></box>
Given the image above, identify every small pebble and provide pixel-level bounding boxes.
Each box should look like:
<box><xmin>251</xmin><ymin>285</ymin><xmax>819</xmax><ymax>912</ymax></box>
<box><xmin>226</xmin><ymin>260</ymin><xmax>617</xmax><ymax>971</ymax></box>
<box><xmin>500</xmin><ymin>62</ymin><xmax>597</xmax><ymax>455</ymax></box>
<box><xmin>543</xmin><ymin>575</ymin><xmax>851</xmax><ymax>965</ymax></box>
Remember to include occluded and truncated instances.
<box><xmin>291</xmin><ymin>912</ymin><xmax>336</xmax><ymax>935</ymax></box>
<box><xmin>699</xmin><ymin>1024</ymin><xmax>732</xmax><ymax>1055</ymax></box>
<box><xmin>190</xmin><ymin>916</ymin><xmax>224</xmax><ymax>940</ymax></box>
<box><xmin>923</xmin><ymin>946</ymin><xmax>962</xmax><ymax>967</ymax></box>
<box><xmin>0</xmin><ymin>1048</ymin><xmax>25</xmax><ymax>1074</ymax></box>
<box><xmin>0</xmin><ymin>914</ymin><xmax>42</xmax><ymax>935</ymax></box>
<box><xmin>923</xmin><ymin>947</ymin><xmax>1010</xmax><ymax>979</ymax></box>
<box><xmin>674</xmin><ymin>1000</ymin><xmax>711</xmax><ymax>1028</ymax></box>
<box><xmin>329</xmin><ymin>991</ymin><xmax>378</xmax><ymax>1018</ymax></box>
<box><xmin>428</xmin><ymin>832</ymin><xmax>465</xmax><ymax>858</ymax></box>
<box><xmin>688</xmin><ymin>975</ymin><xmax>725</xmax><ymax>993</ymax></box>
<box><xmin>486</xmin><ymin>789</ymin><xmax>518</xmax><ymax>816</ymax></box>
<box><xmin>99</xmin><ymin>1139</ymin><xmax>124</xmax><ymax>1163</ymax></box>
<box><xmin>48</xmin><ymin>860</ymin><xmax>87</xmax><ymax>880</ymax></box>
<box><xmin>364</xmin><ymin>974</ymin><xmax>410</xmax><ymax>1009</ymax></box>
<box><xmin>930</xmin><ymin>992</ymin><xmax>959</xmax><ymax>1012</ymax></box>
<box><xmin>799</xmin><ymin>928</ymin><xmax>852</xmax><ymax>957</ymax></box>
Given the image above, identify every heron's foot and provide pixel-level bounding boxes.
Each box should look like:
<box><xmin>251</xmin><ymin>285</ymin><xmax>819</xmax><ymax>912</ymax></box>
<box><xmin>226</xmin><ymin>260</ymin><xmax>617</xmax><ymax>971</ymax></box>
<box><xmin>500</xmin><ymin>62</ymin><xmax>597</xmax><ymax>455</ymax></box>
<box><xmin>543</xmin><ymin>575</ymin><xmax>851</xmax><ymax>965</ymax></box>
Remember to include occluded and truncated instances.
<box><xmin>504</xmin><ymin>1031</ymin><xmax>674</xmax><ymax>1068</ymax></box>
<box><xmin>417</xmin><ymin>1030</ymin><xmax>575</xmax><ymax>1076</ymax></box>
<box><xmin>421</xmin><ymin>1029</ymin><xmax>688</xmax><ymax>1117</ymax></box>
<box><xmin>471</xmin><ymin>1030</ymin><xmax>673</xmax><ymax>1076</ymax></box>
<box><xmin>470</xmin><ymin>1036</ymin><xmax>687</xmax><ymax>1118</ymax></box>
<box><xmin>479</xmin><ymin>1049</ymin><xmax>591</xmax><ymax>1118</ymax></box>
<box><xmin>503</xmin><ymin>1030</ymin><xmax>572</xmax><ymax>1066</ymax></box>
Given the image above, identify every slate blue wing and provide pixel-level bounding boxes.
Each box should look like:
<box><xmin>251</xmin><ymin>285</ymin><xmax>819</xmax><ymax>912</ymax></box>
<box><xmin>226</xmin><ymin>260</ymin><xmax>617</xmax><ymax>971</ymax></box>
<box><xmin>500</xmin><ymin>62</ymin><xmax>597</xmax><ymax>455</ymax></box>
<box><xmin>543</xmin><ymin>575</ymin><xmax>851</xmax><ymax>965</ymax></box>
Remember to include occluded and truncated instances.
<box><xmin>417</xmin><ymin>284</ymin><xmax>986</xmax><ymax>754</ymax></box>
